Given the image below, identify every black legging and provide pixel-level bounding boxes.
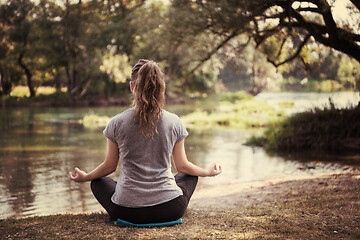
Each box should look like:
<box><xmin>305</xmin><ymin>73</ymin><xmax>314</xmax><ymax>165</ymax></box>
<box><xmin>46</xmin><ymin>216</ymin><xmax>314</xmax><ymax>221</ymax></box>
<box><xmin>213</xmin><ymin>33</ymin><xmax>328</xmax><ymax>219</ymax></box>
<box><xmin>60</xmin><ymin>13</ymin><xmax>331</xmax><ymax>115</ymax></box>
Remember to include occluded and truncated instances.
<box><xmin>90</xmin><ymin>173</ymin><xmax>198</xmax><ymax>223</ymax></box>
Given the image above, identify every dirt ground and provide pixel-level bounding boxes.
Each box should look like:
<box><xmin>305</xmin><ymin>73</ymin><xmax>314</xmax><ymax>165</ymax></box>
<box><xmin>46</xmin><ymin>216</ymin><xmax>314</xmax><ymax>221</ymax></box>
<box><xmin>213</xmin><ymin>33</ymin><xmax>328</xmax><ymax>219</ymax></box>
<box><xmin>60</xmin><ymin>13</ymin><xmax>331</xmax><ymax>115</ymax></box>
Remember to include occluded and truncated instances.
<box><xmin>1</xmin><ymin>169</ymin><xmax>359</xmax><ymax>239</ymax></box>
<box><xmin>190</xmin><ymin>170</ymin><xmax>360</xmax><ymax>209</ymax></box>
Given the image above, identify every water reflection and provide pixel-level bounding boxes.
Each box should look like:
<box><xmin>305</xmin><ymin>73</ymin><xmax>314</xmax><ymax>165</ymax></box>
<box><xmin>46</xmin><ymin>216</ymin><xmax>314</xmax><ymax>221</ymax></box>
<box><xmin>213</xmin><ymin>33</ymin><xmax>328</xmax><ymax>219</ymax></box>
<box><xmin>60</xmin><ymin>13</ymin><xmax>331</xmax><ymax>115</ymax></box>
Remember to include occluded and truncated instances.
<box><xmin>0</xmin><ymin>108</ymin><xmax>111</xmax><ymax>219</ymax></box>
<box><xmin>184</xmin><ymin>129</ymin><xmax>349</xmax><ymax>187</ymax></box>
<box><xmin>0</xmin><ymin>156</ymin><xmax>35</xmax><ymax>216</ymax></box>
<box><xmin>0</xmin><ymin>92</ymin><xmax>358</xmax><ymax>219</ymax></box>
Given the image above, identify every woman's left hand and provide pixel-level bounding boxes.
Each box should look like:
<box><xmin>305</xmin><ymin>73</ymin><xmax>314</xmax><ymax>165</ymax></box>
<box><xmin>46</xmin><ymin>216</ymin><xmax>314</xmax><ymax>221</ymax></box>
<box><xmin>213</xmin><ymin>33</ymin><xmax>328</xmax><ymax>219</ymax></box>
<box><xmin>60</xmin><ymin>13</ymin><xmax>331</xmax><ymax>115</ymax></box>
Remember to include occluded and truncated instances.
<box><xmin>69</xmin><ymin>167</ymin><xmax>88</xmax><ymax>182</ymax></box>
<box><xmin>206</xmin><ymin>163</ymin><xmax>222</xmax><ymax>177</ymax></box>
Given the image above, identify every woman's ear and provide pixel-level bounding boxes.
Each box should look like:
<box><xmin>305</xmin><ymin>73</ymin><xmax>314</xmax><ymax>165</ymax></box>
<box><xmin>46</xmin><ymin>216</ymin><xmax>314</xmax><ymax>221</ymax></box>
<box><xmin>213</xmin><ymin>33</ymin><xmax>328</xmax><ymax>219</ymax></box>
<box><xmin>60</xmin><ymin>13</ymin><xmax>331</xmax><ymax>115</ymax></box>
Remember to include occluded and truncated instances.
<box><xmin>130</xmin><ymin>81</ymin><xmax>134</xmax><ymax>92</ymax></box>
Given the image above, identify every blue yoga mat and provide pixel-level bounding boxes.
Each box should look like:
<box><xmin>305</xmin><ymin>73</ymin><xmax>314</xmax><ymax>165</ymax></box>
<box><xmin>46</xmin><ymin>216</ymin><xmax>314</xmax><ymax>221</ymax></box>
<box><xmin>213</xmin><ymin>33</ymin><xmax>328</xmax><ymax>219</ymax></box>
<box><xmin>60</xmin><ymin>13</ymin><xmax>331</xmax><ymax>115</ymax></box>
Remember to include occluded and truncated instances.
<box><xmin>112</xmin><ymin>218</ymin><xmax>182</xmax><ymax>227</ymax></box>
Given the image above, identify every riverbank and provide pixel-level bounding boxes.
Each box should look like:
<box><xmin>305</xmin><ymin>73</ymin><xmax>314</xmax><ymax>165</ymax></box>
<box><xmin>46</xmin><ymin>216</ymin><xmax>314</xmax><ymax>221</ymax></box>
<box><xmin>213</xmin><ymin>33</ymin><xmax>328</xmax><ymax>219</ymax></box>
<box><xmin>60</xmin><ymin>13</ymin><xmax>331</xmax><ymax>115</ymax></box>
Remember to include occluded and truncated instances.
<box><xmin>1</xmin><ymin>93</ymin><xmax>130</xmax><ymax>108</ymax></box>
<box><xmin>0</xmin><ymin>86</ymin><xmax>193</xmax><ymax>108</ymax></box>
<box><xmin>1</xmin><ymin>170</ymin><xmax>359</xmax><ymax>239</ymax></box>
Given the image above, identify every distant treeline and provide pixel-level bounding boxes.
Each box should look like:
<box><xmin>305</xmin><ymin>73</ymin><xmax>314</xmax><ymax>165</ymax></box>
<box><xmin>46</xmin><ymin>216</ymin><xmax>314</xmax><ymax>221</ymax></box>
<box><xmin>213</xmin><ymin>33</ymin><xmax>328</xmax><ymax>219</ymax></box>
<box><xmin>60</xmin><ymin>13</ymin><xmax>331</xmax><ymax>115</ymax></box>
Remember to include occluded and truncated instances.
<box><xmin>1</xmin><ymin>0</ymin><xmax>359</xmax><ymax>100</ymax></box>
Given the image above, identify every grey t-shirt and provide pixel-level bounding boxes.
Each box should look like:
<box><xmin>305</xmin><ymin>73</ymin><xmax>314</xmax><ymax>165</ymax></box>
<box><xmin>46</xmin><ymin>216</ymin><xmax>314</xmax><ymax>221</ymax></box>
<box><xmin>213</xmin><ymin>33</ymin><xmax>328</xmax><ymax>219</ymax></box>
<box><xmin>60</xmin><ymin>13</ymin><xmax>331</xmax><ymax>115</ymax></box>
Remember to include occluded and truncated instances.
<box><xmin>103</xmin><ymin>108</ymin><xmax>187</xmax><ymax>207</ymax></box>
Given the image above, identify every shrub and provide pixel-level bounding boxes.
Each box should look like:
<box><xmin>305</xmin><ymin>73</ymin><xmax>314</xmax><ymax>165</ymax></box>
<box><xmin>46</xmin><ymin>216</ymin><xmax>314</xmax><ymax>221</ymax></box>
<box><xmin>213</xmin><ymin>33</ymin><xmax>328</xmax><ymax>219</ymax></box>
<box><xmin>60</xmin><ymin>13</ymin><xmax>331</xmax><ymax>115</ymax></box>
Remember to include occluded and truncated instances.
<box><xmin>251</xmin><ymin>103</ymin><xmax>360</xmax><ymax>153</ymax></box>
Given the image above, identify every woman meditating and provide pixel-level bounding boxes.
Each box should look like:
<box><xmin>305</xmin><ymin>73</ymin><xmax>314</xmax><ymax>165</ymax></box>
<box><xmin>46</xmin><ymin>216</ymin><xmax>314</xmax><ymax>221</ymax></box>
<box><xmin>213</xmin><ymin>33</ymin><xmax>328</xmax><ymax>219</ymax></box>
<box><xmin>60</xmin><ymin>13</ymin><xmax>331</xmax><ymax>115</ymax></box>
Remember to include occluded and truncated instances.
<box><xmin>69</xmin><ymin>59</ymin><xmax>221</xmax><ymax>224</ymax></box>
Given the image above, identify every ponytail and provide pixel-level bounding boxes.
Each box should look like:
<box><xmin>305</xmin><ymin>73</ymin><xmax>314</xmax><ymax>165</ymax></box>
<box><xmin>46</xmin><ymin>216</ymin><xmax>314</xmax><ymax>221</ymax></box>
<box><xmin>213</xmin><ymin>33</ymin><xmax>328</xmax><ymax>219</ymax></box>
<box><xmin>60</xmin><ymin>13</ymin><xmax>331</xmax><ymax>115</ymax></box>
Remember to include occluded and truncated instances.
<box><xmin>131</xmin><ymin>59</ymin><xmax>165</xmax><ymax>138</ymax></box>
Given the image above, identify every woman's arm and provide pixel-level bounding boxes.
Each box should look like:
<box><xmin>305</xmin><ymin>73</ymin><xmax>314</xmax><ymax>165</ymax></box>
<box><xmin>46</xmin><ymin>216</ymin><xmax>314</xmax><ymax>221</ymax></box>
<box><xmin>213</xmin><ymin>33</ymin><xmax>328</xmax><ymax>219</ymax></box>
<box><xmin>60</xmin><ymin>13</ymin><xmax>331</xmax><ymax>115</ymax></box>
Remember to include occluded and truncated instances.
<box><xmin>172</xmin><ymin>139</ymin><xmax>221</xmax><ymax>177</ymax></box>
<box><xmin>69</xmin><ymin>139</ymin><xmax>119</xmax><ymax>182</ymax></box>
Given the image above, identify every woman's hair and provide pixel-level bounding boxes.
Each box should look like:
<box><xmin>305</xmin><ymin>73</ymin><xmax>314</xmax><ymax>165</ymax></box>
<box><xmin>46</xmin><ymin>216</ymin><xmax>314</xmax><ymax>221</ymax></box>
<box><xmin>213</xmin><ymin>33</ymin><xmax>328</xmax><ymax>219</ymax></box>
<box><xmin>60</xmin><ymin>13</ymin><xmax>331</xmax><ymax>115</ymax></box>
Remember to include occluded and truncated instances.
<box><xmin>131</xmin><ymin>59</ymin><xmax>165</xmax><ymax>138</ymax></box>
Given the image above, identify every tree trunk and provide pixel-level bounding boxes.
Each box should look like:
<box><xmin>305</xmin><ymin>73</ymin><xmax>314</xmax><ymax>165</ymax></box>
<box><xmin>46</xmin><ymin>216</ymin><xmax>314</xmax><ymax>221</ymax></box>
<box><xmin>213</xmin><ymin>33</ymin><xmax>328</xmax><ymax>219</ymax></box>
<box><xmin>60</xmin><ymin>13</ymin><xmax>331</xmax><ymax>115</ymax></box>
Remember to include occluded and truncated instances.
<box><xmin>0</xmin><ymin>67</ymin><xmax>12</xmax><ymax>95</ymax></box>
<box><xmin>65</xmin><ymin>63</ymin><xmax>72</xmax><ymax>95</ymax></box>
<box><xmin>54</xmin><ymin>71</ymin><xmax>61</xmax><ymax>92</ymax></box>
<box><xmin>18</xmin><ymin>52</ymin><xmax>35</xmax><ymax>98</ymax></box>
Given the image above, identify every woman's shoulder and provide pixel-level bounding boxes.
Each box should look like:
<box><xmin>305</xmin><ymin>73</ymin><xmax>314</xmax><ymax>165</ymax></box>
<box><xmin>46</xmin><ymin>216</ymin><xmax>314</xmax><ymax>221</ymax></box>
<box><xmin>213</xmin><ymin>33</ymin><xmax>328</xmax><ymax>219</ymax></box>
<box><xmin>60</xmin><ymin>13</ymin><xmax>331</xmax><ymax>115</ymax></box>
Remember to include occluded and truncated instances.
<box><xmin>162</xmin><ymin>109</ymin><xmax>183</xmax><ymax>125</ymax></box>
<box><xmin>109</xmin><ymin>108</ymin><xmax>134</xmax><ymax>123</ymax></box>
<box><xmin>162</xmin><ymin>109</ymin><xmax>180</xmax><ymax>119</ymax></box>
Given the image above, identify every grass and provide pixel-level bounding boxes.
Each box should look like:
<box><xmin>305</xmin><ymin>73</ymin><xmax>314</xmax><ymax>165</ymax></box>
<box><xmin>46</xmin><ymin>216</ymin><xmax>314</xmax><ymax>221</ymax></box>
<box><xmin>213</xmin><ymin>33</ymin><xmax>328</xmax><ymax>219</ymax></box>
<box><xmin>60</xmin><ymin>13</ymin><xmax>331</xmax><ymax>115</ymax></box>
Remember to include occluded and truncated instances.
<box><xmin>180</xmin><ymin>91</ymin><xmax>286</xmax><ymax>130</ymax></box>
<box><xmin>10</xmin><ymin>86</ymin><xmax>67</xmax><ymax>97</ymax></box>
<box><xmin>1</xmin><ymin>173</ymin><xmax>359</xmax><ymax>239</ymax></box>
<box><xmin>2</xmin><ymin>85</ymin><xmax>128</xmax><ymax>107</ymax></box>
<box><xmin>75</xmin><ymin>91</ymin><xmax>288</xmax><ymax>129</ymax></box>
<box><xmin>2</xmin><ymin>86</ymin><xmax>70</xmax><ymax>107</ymax></box>
<box><xmin>79</xmin><ymin>114</ymin><xmax>112</xmax><ymax>128</ymax></box>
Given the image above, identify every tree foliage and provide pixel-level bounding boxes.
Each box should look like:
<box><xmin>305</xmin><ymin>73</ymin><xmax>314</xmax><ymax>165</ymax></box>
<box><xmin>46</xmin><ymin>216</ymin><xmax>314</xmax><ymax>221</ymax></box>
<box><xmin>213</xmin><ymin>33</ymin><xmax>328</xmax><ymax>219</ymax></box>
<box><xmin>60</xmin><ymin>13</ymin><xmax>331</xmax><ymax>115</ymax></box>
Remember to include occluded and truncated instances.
<box><xmin>0</xmin><ymin>0</ymin><xmax>359</xmax><ymax>99</ymax></box>
<box><xmin>0</xmin><ymin>0</ymin><xmax>145</xmax><ymax>98</ymax></box>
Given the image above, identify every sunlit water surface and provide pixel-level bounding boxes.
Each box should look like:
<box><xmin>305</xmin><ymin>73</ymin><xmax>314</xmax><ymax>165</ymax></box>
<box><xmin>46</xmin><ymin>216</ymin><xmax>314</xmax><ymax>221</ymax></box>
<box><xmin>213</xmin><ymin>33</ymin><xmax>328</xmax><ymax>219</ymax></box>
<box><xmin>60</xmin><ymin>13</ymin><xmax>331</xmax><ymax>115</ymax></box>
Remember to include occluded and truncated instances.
<box><xmin>0</xmin><ymin>92</ymin><xmax>359</xmax><ymax>219</ymax></box>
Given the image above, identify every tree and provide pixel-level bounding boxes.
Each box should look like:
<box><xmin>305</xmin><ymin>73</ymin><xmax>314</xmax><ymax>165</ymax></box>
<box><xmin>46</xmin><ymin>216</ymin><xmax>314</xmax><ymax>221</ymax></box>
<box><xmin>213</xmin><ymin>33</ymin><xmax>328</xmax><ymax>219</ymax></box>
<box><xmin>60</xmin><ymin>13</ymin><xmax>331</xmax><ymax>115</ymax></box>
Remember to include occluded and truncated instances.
<box><xmin>172</xmin><ymin>0</ymin><xmax>360</xmax><ymax>89</ymax></box>
<box><xmin>130</xmin><ymin>0</ymin><xmax>230</xmax><ymax>94</ymax></box>
<box><xmin>0</xmin><ymin>0</ymin><xmax>36</xmax><ymax>97</ymax></box>
<box><xmin>219</xmin><ymin>37</ymin><xmax>283</xmax><ymax>93</ymax></box>
<box><xmin>0</xmin><ymin>15</ymin><xmax>15</xmax><ymax>96</ymax></box>
<box><xmin>59</xmin><ymin>0</ymin><xmax>145</xmax><ymax>98</ymax></box>
<box><xmin>250</xmin><ymin>0</ymin><xmax>360</xmax><ymax>66</ymax></box>
<box><xmin>32</xmin><ymin>0</ymin><xmax>66</xmax><ymax>91</ymax></box>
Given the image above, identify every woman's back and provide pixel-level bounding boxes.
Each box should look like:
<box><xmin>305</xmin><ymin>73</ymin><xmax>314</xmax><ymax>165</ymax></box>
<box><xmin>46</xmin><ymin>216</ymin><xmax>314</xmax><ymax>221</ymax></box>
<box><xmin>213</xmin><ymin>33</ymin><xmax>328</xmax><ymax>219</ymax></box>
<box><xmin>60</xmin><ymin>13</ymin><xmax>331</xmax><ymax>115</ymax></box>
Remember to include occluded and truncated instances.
<box><xmin>104</xmin><ymin>108</ymin><xmax>187</xmax><ymax>207</ymax></box>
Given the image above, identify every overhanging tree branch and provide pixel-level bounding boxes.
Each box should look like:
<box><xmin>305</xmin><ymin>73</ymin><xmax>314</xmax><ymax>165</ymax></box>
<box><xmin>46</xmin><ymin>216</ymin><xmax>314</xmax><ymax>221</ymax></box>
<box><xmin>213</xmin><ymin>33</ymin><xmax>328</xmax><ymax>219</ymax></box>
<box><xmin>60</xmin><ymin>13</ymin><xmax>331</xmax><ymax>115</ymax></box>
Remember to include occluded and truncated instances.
<box><xmin>253</xmin><ymin>24</ymin><xmax>285</xmax><ymax>47</ymax></box>
<box><xmin>296</xmin><ymin>7</ymin><xmax>322</xmax><ymax>13</ymax></box>
<box><xmin>267</xmin><ymin>34</ymin><xmax>311</xmax><ymax>67</ymax></box>
<box><xmin>316</xmin><ymin>0</ymin><xmax>339</xmax><ymax>42</ymax></box>
<box><xmin>182</xmin><ymin>28</ymin><xmax>243</xmax><ymax>84</ymax></box>
<box><xmin>186</xmin><ymin>0</ymin><xmax>360</xmax><ymax>67</ymax></box>
<box><xmin>277</xmin><ymin>37</ymin><xmax>287</xmax><ymax>58</ymax></box>
<box><xmin>288</xmin><ymin>6</ymin><xmax>360</xmax><ymax>62</ymax></box>
<box><xmin>259</xmin><ymin>0</ymin><xmax>360</xmax><ymax>63</ymax></box>
<box><xmin>290</xmin><ymin>21</ymin><xmax>360</xmax><ymax>41</ymax></box>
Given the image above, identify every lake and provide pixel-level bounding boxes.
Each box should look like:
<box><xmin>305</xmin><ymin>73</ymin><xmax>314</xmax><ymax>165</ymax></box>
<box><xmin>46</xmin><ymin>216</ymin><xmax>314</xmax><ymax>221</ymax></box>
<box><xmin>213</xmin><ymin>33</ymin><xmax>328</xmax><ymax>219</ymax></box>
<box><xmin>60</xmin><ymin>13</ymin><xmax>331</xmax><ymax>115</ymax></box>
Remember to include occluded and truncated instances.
<box><xmin>0</xmin><ymin>91</ymin><xmax>359</xmax><ymax>219</ymax></box>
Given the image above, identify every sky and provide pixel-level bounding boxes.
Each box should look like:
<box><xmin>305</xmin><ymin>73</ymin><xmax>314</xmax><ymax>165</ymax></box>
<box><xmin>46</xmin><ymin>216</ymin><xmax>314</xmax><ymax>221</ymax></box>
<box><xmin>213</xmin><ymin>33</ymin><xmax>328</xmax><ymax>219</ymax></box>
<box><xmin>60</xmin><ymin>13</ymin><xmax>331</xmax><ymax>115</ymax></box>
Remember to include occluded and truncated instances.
<box><xmin>332</xmin><ymin>0</ymin><xmax>358</xmax><ymax>20</ymax></box>
<box><xmin>332</xmin><ymin>0</ymin><xmax>360</xmax><ymax>33</ymax></box>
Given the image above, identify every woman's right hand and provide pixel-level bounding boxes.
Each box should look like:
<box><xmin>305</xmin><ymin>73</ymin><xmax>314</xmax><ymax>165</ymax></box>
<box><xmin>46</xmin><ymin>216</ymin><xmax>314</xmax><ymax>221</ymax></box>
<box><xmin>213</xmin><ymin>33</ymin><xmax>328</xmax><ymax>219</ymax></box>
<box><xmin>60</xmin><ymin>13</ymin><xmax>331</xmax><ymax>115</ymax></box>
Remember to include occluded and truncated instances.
<box><xmin>69</xmin><ymin>167</ymin><xmax>88</xmax><ymax>183</ymax></box>
<box><xmin>206</xmin><ymin>163</ymin><xmax>222</xmax><ymax>177</ymax></box>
